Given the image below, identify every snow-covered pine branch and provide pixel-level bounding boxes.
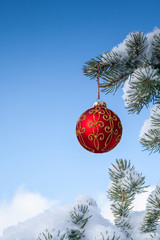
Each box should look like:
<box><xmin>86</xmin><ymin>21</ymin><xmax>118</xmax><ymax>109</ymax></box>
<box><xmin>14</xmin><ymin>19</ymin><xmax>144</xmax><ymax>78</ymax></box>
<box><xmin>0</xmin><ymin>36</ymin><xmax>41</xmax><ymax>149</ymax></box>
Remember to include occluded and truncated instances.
<box><xmin>33</xmin><ymin>160</ymin><xmax>160</xmax><ymax>240</ymax></box>
<box><xmin>108</xmin><ymin>159</ymin><xmax>148</xmax><ymax>239</ymax></box>
<box><xmin>83</xmin><ymin>28</ymin><xmax>160</xmax><ymax>153</ymax></box>
<box><xmin>2</xmin><ymin>160</ymin><xmax>160</xmax><ymax>240</ymax></box>
<box><xmin>141</xmin><ymin>182</ymin><xmax>160</xmax><ymax>234</ymax></box>
<box><xmin>35</xmin><ymin>195</ymin><xmax>121</xmax><ymax>240</ymax></box>
<box><xmin>122</xmin><ymin>66</ymin><xmax>160</xmax><ymax>114</ymax></box>
<box><xmin>139</xmin><ymin>104</ymin><xmax>160</xmax><ymax>153</ymax></box>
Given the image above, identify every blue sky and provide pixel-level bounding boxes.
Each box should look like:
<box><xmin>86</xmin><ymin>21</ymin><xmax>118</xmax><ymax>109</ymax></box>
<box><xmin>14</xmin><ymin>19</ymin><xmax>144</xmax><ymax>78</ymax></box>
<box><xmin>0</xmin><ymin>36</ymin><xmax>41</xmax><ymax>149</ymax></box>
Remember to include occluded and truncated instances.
<box><xmin>0</xmin><ymin>0</ymin><xmax>160</xmax><ymax>207</ymax></box>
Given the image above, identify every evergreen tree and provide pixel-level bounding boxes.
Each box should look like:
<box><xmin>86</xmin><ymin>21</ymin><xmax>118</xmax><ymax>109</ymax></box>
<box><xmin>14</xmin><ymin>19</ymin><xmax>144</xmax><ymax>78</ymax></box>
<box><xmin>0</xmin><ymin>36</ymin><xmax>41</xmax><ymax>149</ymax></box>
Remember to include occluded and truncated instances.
<box><xmin>83</xmin><ymin>28</ymin><xmax>160</xmax><ymax>153</ymax></box>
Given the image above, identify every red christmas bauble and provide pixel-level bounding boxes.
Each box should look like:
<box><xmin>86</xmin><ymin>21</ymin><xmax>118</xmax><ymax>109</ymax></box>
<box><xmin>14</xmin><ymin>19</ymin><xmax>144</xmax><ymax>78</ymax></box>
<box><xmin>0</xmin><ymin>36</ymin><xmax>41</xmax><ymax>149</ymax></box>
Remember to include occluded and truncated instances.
<box><xmin>76</xmin><ymin>101</ymin><xmax>122</xmax><ymax>153</ymax></box>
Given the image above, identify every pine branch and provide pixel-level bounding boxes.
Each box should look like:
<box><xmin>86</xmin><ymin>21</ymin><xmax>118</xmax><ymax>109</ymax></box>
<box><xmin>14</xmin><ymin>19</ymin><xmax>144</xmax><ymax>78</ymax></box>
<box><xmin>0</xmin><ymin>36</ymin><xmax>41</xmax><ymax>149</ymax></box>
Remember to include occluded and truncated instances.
<box><xmin>108</xmin><ymin>159</ymin><xmax>148</xmax><ymax>239</ymax></box>
<box><xmin>83</xmin><ymin>51</ymin><xmax>123</xmax><ymax>80</ymax></box>
<box><xmin>36</xmin><ymin>205</ymin><xmax>92</xmax><ymax>240</ymax></box>
<box><xmin>124</xmin><ymin>66</ymin><xmax>160</xmax><ymax>114</ymax></box>
<box><xmin>100</xmin><ymin>51</ymin><xmax>122</xmax><ymax>67</ymax></box>
<box><xmin>37</xmin><ymin>229</ymin><xmax>66</xmax><ymax>240</ymax></box>
<box><xmin>83</xmin><ymin>58</ymin><xmax>100</xmax><ymax>80</ymax></box>
<box><xmin>152</xmin><ymin>32</ymin><xmax>160</xmax><ymax>64</ymax></box>
<box><xmin>99</xmin><ymin>232</ymin><xmax>120</xmax><ymax>240</ymax></box>
<box><xmin>108</xmin><ymin>159</ymin><xmax>147</xmax><ymax>194</ymax></box>
<box><xmin>68</xmin><ymin>204</ymin><xmax>92</xmax><ymax>240</ymax></box>
<box><xmin>125</xmin><ymin>31</ymin><xmax>147</xmax><ymax>58</ymax></box>
<box><xmin>140</xmin><ymin>104</ymin><xmax>160</xmax><ymax>153</ymax></box>
<box><xmin>83</xmin><ymin>31</ymin><xmax>148</xmax><ymax>94</ymax></box>
<box><xmin>151</xmin><ymin>104</ymin><xmax>160</xmax><ymax>126</ymax></box>
<box><xmin>140</xmin><ymin>128</ymin><xmax>160</xmax><ymax>153</ymax></box>
<box><xmin>141</xmin><ymin>184</ymin><xmax>160</xmax><ymax>233</ymax></box>
<box><xmin>67</xmin><ymin>229</ymin><xmax>84</xmax><ymax>240</ymax></box>
<box><xmin>70</xmin><ymin>204</ymin><xmax>92</xmax><ymax>229</ymax></box>
<box><xmin>100</xmin><ymin>64</ymin><xmax>130</xmax><ymax>94</ymax></box>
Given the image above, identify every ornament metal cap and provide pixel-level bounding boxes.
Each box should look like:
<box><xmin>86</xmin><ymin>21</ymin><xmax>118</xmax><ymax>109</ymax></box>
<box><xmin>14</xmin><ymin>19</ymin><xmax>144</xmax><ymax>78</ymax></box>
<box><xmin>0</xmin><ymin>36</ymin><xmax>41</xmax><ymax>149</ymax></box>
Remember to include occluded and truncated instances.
<box><xmin>93</xmin><ymin>101</ymin><xmax>107</xmax><ymax>107</ymax></box>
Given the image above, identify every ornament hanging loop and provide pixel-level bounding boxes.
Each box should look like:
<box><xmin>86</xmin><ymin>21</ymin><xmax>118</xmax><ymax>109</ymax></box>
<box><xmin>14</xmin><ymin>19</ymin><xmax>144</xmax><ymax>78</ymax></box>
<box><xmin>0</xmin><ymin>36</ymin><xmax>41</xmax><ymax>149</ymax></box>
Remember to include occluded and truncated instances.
<box><xmin>97</xmin><ymin>63</ymin><xmax>100</xmax><ymax>100</ymax></box>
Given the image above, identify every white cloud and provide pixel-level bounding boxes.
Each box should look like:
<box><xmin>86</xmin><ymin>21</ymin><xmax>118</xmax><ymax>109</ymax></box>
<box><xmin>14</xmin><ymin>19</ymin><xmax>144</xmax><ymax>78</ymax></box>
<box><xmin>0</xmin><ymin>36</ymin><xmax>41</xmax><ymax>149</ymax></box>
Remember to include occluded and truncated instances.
<box><xmin>0</xmin><ymin>186</ymin><xmax>58</xmax><ymax>236</ymax></box>
<box><xmin>96</xmin><ymin>186</ymin><xmax>155</xmax><ymax>223</ymax></box>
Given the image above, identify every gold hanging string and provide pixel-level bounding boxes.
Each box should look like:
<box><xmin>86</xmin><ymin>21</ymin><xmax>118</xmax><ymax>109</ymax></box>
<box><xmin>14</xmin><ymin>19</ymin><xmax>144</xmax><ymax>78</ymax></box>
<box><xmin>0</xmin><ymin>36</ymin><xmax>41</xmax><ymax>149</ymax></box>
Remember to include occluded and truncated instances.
<box><xmin>97</xmin><ymin>63</ymin><xmax>100</xmax><ymax>100</ymax></box>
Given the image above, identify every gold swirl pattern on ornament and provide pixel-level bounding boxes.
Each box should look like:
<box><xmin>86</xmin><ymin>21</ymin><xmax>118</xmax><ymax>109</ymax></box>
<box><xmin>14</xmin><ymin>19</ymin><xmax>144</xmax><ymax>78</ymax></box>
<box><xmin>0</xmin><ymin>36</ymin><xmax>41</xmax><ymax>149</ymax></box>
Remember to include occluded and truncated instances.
<box><xmin>77</xmin><ymin>106</ymin><xmax>122</xmax><ymax>152</ymax></box>
<box><xmin>103</xmin><ymin>109</ymin><xmax>112</xmax><ymax>121</ymax></box>
<box><xmin>76</xmin><ymin>113</ymin><xmax>95</xmax><ymax>152</ymax></box>
<box><xmin>114</xmin><ymin>129</ymin><xmax>118</xmax><ymax>135</ymax></box>
<box><xmin>76</xmin><ymin>116</ymin><xmax>86</xmax><ymax>136</ymax></box>
<box><xmin>102</xmin><ymin>134</ymin><xmax>121</xmax><ymax>152</ymax></box>
<box><xmin>86</xmin><ymin>107</ymin><xmax>107</xmax><ymax>150</ymax></box>
<box><xmin>78</xmin><ymin>133</ymin><xmax>95</xmax><ymax>152</ymax></box>
<box><xmin>118</xmin><ymin>121</ymin><xmax>122</xmax><ymax>129</ymax></box>
<box><xmin>102</xmin><ymin>133</ymin><xmax>113</xmax><ymax>151</ymax></box>
<box><xmin>89</xmin><ymin>107</ymin><xmax>105</xmax><ymax>116</ymax></box>
<box><xmin>76</xmin><ymin>114</ymin><xmax>86</xmax><ymax>128</ymax></box>
<box><xmin>104</xmin><ymin>125</ymin><xmax>112</xmax><ymax>133</ymax></box>
<box><xmin>102</xmin><ymin>109</ymin><xmax>118</xmax><ymax>151</ymax></box>
<box><xmin>87</xmin><ymin>106</ymin><xmax>119</xmax><ymax>151</ymax></box>
<box><xmin>88</xmin><ymin>121</ymin><xmax>104</xmax><ymax>129</ymax></box>
<box><xmin>116</xmin><ymin>135</ymin><xmax>122</xmax><ymax>142</ymax></box>
<box><xmin>79</xmin><ymin>114</ymin><xmax>86</xmax><ymax>122</ymax></box>
<box><xmin>112</xmin><ymin>115</ymin><xmax>118</xmax><ymax>121</ymax></box>
<box><xmin>76</xmin><ymin>127</ymin><xmax>85</xmax><ymax>137</ymax></box>
<box><xmin>103</xmin><ymin>109</ymin><xmax>118</xmax><ymax>122</ymax></box>
<box><xmin>88</xmin><ymin>133</ymin><xmax>104</xmax><ymax>151</ymax></box>
<box><xmin>76</xmin><ymin>129</ymin><xmax>95</xmax><ymax>152</ymax></box>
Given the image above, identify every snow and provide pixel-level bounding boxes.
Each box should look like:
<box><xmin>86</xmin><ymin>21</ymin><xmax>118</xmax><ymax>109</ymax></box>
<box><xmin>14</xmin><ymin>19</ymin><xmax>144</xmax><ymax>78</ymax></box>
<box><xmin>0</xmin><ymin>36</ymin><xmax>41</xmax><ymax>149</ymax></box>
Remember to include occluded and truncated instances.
<box><xmin>1</xmin><ymin>28</ymin><xmax>160</xmax><ymax>240</ymax></box>
<box><xmin>145</xmin><ymin>27</ymin><xmax>160</xmax><ymax>60</ymax></box>
<box><xmin>0</xmin><ymin>203</ymin><xmax>71</xmax><ymax>240</ymax></box>
<box><xmin>111</xmin><ymin>33</ymin><xmax>132</xmax><ymax>59</ymax></box>
<box><xmin>1</xmin><ymin>194</ymin><xmax>160</xmax><ymax>240</ymax></box>
<box><xmin>146</xmin><ymin>182</ymin><xmax>160</xmax><ymax>210</ymax></box>
<box><xmin>119</xmin><ymin>28</ymin><xmax>160</xmax><ymax>113</ymax></box>
<box><xmin>139</xmin><ymin>104</ymin><xmax>160</xmax><ymax>140</ymax></box>
<box><xmin>0</xmin><ymin>195</ymin><xmax>123</xmax><ymax>240</ymax></box>
<box><xmin>122</xmin><ymin>66</ymin><xmax>160</xmax><ymax>108</ymax></box>
<box><xmin>108</xmin><ymin>28</ymin><xmax>160</xmax><ymax>62</ymax></box>
<box><xmin>109</xmin><ymin>161</ymin><xmax>141</xmax><ymax>191</ymax></box>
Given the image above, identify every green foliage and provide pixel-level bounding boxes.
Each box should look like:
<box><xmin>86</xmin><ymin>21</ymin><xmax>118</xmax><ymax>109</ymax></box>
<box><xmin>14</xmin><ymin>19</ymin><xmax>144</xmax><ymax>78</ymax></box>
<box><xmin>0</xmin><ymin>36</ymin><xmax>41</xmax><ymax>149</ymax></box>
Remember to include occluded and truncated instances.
<box><xmin>140</xmin><ymin>104</ymin><xmax>160</xmax><ymax>153</ymax></box>
<box><xmin>100</xmin><ymin>62</ymin><xmax>129</xmax><ymax>94</ymax></box>
<box><xmin>67</xmin><ymin>229</ymin><xmax>84</xmax><ymax>240</ymax></box>
<box><xmin>141</xmin><ymin>184</ymin><xmax>160</xmax><ymax>233</ymax></box>
<box><xmin>83</xmin><ymin>29</ymin><xmax>160</xmax><ymax>153</ymax></box>
<box><xmin>125</xmin><ymin>31</ymin><xmax>147</xmax><ymax>57</ymax></box>
<box><xmin>68</xmin><ymin>204</ymin><xmax>92</xmax><ymax>239</ymax></box>
<box><xmin>70</xmin><ymin>204</ymin><xmax>92</xmax><ymax>229</ymax></box>
<box><xmin>108</xmin><ymin>159</ymin><xmax>148</xmax><ymax>239</ymax></box>
<box><xmin>83</xmin><ymin>31</ymin><xmax>149</xmax><ymax>94</ymax></box>
<box><xmin>152</xmin><ymin>32</ymin><xmax>160</xmax><ymax>63</ymax></box>
<box><xmin>83</xmin><ymin>58</ymin><xmax>100</xmax><ymax>80</ymax></box>
<box><xmin>108</xmin><ymin>159</ymin><xmax>147</xmax><ymax>198</ymax></box>
<box><xmin>37</xmin><ymin>229</ymin><xmax>66</xmax><ymax>240</ymax></box>
<box><xmin>98</xmin><ymin>232</ymin><xmax>120</xmax><ymax>240</ymax></box>
<box><xmin>36</xmin><ymin>204</ymin><xmax>91</xmax><ymax>240</ymax></box>
<box><xmin>140</xmin><ymin>128</ymin><xmax>160</xmax><ymax>153</ymax></box>
<box><xmin>36</xmin><ymin>160</ymin><xmax>160</xmax><ymax>240</ymax></box>
<box><xmin>124</xmin><ymin>67</ymin><xmax>160</xmax><ymax>114</ymax></box>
